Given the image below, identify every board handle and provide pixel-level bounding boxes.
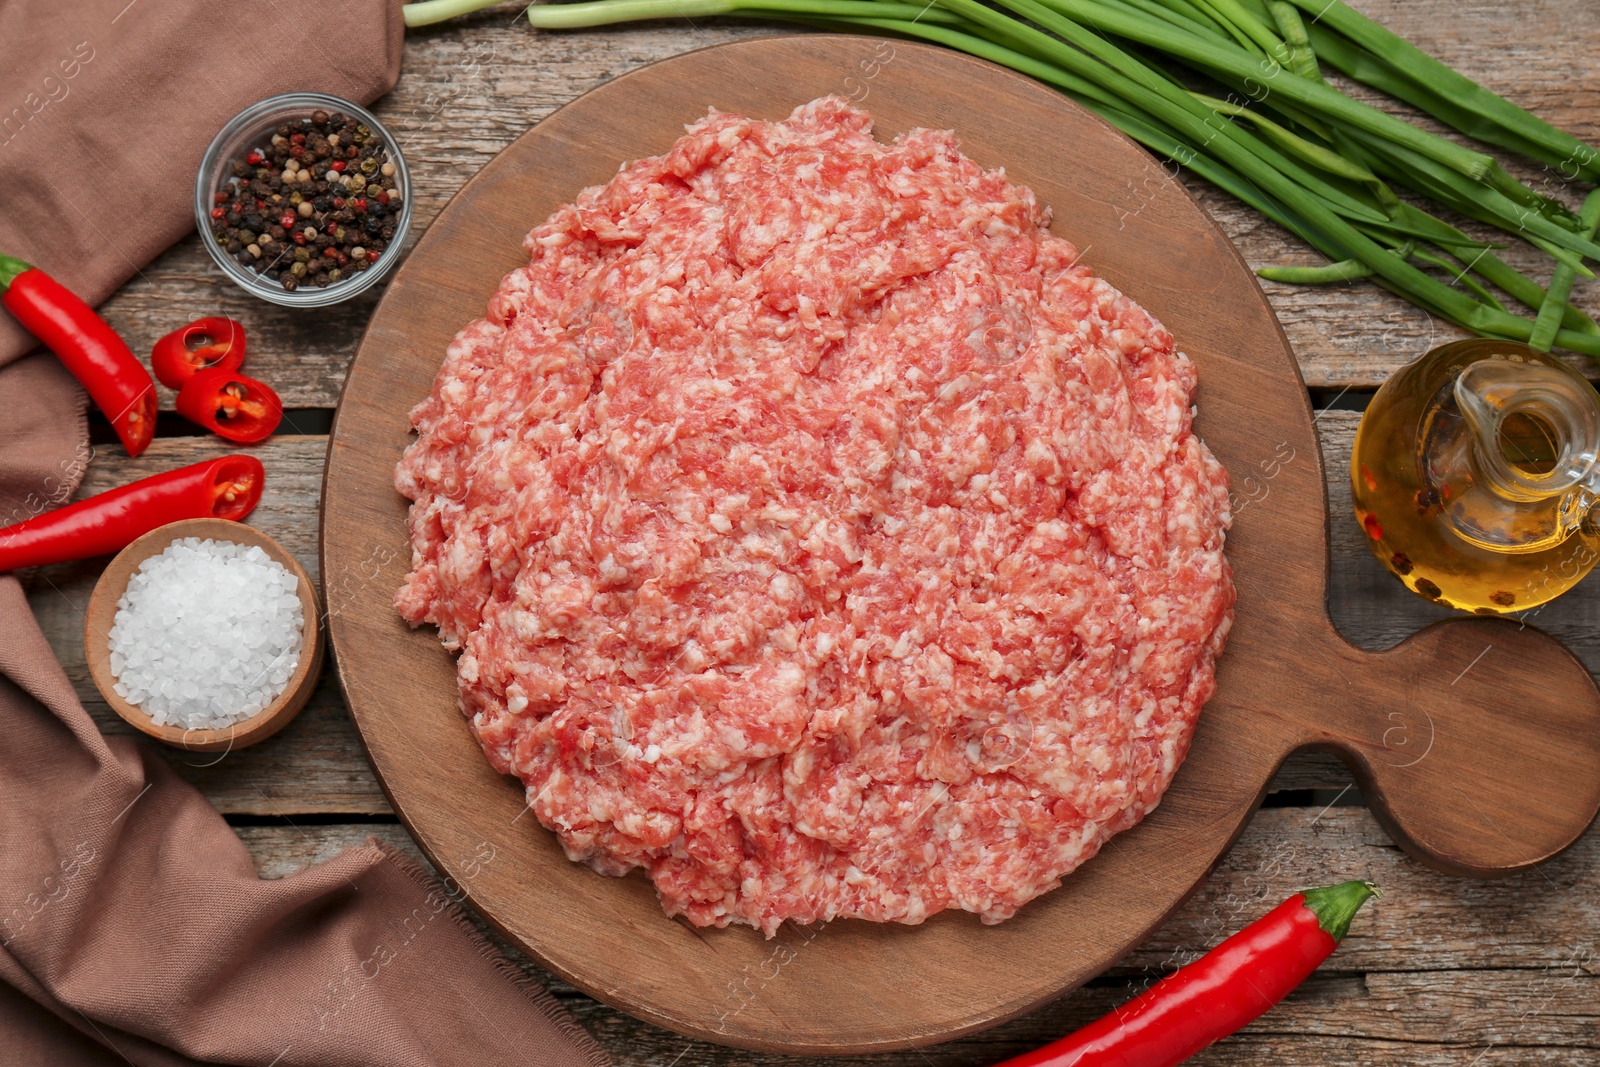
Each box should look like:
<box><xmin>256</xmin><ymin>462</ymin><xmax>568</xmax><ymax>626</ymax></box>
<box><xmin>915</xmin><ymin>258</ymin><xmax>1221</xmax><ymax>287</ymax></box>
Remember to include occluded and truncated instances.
<box><xmin>1306</xmin><ymin>617</ymin><xmax>1600</xmax><ymax>876</ymax></box>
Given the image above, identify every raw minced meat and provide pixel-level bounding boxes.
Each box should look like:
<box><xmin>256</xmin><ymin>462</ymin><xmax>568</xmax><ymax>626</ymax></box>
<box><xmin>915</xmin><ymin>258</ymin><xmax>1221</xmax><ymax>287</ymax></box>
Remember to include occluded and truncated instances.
<box><xmin>395</xmin><ymin>96</ymin><xmax>1234</xmax><ymax>935</ymax></box>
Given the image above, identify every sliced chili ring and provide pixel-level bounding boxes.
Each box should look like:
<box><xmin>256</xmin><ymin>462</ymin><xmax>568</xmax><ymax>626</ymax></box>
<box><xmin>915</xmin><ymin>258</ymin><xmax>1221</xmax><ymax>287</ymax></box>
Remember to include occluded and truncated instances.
<box><xmin>205</xmin><ymin>455</ymin><xmax>266</xmax><ymax>521</ymax></box>
<box><xmin>151</xmin><ymin>317</ymin><xmax>247</xmax><ymax>389</ymax></box>
<box><xmin>175</xmin><ymin>368</ymin><xmax>283</xmax><ymax>443</ymax></box>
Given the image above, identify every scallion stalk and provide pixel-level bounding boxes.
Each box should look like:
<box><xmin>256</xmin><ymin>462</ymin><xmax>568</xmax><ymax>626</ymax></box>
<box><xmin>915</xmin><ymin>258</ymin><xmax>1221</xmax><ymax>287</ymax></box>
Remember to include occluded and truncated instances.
<box><xmin>402</xmin><ymin>0</ymin><xmax>1600</xmax><ymax>360</ymax></box>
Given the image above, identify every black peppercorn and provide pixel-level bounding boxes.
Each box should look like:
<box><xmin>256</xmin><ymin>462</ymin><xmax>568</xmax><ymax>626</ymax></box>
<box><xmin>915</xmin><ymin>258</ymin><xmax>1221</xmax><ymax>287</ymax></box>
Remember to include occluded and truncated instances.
<box><xmin>209</xmin><ymin>108</ymin><xmax>401</xmax><ymax>290</ymax></box>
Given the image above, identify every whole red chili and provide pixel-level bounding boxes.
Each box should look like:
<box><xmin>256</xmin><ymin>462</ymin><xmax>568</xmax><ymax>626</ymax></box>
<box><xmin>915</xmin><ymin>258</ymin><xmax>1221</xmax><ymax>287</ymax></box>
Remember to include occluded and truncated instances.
<box><xmin>150</xmin><ymin>317</ymin><xmax>247</xmax><ymax>390</ymax></box>
<box><xmin>995</xmin><ymin>881</ymin><xmax>1379</xmax><ymax>1067</ymax></box>
<box><xmin>0</xmin><ymin>456</ymin><xmax>265</xmax><ymax>571</ymax></box>
<box><xmin>0</xmin><ymin>255</ymin><xmax>156</xmax><ymax>458</ymax></box>
<box><xmin>175</xmin><ymin>368</ymin><xmax>282</xmax><ymax>443</ymax></box>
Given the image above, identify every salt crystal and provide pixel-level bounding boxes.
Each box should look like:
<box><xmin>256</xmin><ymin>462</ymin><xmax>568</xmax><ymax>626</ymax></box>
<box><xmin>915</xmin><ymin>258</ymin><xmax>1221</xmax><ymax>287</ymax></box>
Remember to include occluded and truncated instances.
<box><xmin>106</xmin><ymin>537</ymin><xmax>305</xmax><ymax>731</ymax></box>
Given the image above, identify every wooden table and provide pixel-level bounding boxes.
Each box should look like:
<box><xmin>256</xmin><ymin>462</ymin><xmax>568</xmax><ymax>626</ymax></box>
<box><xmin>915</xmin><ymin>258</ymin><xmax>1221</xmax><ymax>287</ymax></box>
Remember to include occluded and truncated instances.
<box><xmin>24</xmin><ymin>1</ymin><xmax>1600</xmax><ymax>1062</ymax></box>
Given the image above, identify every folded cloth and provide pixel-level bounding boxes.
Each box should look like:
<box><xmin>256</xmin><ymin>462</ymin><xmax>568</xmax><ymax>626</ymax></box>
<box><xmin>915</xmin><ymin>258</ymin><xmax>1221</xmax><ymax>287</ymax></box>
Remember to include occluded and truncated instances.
<box><xmin>0</xmin><ymin>2</ymin><xmax>611</xmax><ymax>1064</ymax></box>
<box><xmin>0</xmin><ymin>0</ymin><xmax>407</xmax><ymax>363</ymax></box>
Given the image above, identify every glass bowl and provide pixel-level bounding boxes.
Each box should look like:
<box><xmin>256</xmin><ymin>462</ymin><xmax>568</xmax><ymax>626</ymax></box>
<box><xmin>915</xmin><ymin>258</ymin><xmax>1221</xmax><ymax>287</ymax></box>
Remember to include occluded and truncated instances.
<box><xmin>194</xmin><ymin>92</ymin><xmax>412</xmax><ymax>308</ymax></box>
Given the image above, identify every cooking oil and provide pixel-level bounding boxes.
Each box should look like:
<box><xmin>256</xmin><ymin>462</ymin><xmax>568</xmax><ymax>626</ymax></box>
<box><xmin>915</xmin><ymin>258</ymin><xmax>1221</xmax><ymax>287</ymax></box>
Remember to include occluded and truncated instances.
<box><xmin>1351</xmin><ymin>338</ymin><xmax>1600</xmax><ymax>613</ymax></box>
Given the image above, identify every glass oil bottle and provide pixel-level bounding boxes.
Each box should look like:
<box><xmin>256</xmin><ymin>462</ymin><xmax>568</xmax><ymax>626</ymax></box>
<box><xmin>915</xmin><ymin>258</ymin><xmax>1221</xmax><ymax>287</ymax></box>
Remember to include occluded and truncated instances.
<box><xmin>1351</xmin><ymin>338</ymin><xmax>1600</xmax><ymax>613</ymax></box>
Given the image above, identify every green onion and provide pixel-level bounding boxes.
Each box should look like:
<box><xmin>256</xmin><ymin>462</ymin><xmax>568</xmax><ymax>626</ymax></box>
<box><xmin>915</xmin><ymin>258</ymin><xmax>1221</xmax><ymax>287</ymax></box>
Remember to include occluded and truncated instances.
<box><xmin>1267</xmin><ymin>1</ymin><xmax>1317</xmax><ymax>80</ymax></box>
<box><xmin>1258</xmin><ymin>242</ymin><xmax>1414</xmax><ymax>286</ymax></box>
<box><xmin>1532</xmin><ymin>190</ymin><xmax>1600</xmax><ymax>350</ymax></box>
<box><xmin>402</xmin><ymin>0</ymin><xmax>1600</xmax><ymax>361</ymax></box>
<box><xmin>1283</xmin><ymin>0</ymin><xmax>1600</xmax><ymax>183</ymax></box>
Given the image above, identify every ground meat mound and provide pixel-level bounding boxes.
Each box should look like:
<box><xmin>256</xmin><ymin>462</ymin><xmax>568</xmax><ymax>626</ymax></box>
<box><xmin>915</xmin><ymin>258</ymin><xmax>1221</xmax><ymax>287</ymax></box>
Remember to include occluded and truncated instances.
<box><xmin>396</xmin><ymin>97</ymin><xmax>1234</xmax><ymax>935</ymax></box>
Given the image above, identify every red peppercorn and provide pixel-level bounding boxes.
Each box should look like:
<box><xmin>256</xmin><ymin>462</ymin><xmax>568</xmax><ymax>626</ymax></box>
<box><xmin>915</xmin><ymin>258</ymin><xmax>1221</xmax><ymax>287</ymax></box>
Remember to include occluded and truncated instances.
<box><xmin>245</xmin><ymin>150</ymin><xmax>264</xmax><ymax>165</ymax></box>
<box><xmin>332</xmin><ymin>197</ymin><xmax>346</xmax><ymax>209</ymax></box>
<box><xmin>337</xmin><ymin>252</ymin><xmax>350</xmax><ymax>266</ymax></box>
<box><xmin>292</xmin><ymin>232</ymin><xmax>307</xmax><ymax>246</ymax></box>
<box><xmin>352</xmin><ymin>198</ymin><xmax>368</xmax><ymax>214</ymax></box>
<box><xmin>331</xmin><ymin>160</ymin><xmax>347</xmax><ymax>173</ymax></box>
<box><xmin>289</xmin><ymin>144</ymin><xmax>306</xmax><ymax>160</ymax></box>
<box><xmin>254</xmin><ymin>198</ymin><xmax>266</xmax><ymax>211</ymax></box>
<box><xmin>291</xmin><ymin>132</ymin><xmax>306</xmax><ymax>145</ymax></box>
<box><xmin>214</xmin><ymin>191</ymin><xmax>229</xmax><ymax>204</ymax></box>
<box><xmin>323</xmin><ymin>247</ymin><xmax>339</xmax><ymax>259</ymax></box>
<box><xmin>324</xmin><ymin>222</ymin><xmax>338</xmax><ymax>235</ymax></box>
<box><xmin>280</xmin><ymin>212</ymin><xmax>297</xmax><ymax>229</ymax></box>
<box><xmin>210</xmin><ymin>207</ymin><xmax>225</xmax><ymax>219</ymax></box>
<box><xmin>376</xmin><ymin>192</ymin><xmax>390</xmax><ymax>205</ymax></box>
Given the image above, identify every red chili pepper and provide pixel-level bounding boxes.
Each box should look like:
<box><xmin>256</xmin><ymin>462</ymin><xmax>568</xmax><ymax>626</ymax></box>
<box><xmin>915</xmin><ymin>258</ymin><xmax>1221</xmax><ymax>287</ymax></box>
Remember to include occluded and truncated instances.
<box><xmin>995</xmin><ymin>881</ymin><xmax>1379</xmax><ymax>1067</ymax></box>
<box><xmin>0</xmin><ymin>255</ymin><xmax>156</xmax><ymax>458</ymax></box>
<box><xmin>175</xmin><ymin>368</ymin><xmax>283</xmax><ymax>443</ymax></box>
<box><xmin>0</xmin><ymin>456</ymin><xmax>264</xmax><ymax>571</ymax></box>
<box><xmin>150</xmin><ymin>317</ymin><xmax>247</xmax><ymax>390</ymax></box>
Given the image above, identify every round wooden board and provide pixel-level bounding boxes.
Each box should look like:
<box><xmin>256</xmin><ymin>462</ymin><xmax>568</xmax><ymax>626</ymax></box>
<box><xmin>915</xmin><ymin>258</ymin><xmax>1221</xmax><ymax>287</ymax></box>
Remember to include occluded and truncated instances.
<box><xmin>323</xmin><ymin>35</ymin><xmax>1600</xmax><ymax>1054</ymax></box>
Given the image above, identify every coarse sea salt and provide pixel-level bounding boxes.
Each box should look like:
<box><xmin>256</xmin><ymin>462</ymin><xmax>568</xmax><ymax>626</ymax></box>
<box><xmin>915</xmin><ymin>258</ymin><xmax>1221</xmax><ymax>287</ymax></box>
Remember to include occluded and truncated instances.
<box><xmin>107</xmin><ymin>537</ymin><xmax>305</xmax><ymax>731</ymax></box>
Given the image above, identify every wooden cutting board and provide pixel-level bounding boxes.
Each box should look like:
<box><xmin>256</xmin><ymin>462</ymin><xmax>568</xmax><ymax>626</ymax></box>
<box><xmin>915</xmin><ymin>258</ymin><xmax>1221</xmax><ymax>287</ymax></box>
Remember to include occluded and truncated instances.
<box><xmin>321</xmin><ymin>35</ymin><xmax>1600</xmax><ymax>1055</ymax></box>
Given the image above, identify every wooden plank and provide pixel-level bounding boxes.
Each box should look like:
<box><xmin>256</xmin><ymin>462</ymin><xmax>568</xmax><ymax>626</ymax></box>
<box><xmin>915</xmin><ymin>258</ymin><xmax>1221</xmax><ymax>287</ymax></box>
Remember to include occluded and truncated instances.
<box><xmin>34</xmin><ymin>413</ymin><xmax>1600</xmax><ymax>814</ymax></box>
<box><xmin>238</xmin><ymin>807</ymin><xmax>1600</xmax><ymax>1064</ymax></box>
<box><xmin>20</xmin><ymin>437</ymin><xmax>392</xmax><ymax>816</ymax></box>
<box><xmin>83</xmin><ymin>1</ymin><xmax>1600</xmax><ymax>407</ymax></box>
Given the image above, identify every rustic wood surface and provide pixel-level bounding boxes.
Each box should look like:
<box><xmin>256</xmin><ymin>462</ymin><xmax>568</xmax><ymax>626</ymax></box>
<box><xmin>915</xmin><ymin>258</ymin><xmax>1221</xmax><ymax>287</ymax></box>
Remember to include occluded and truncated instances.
<box><xmin>19</xmin><ymin>0</ymin><xmax>1600</xmax><ymax>1062</ymax></box>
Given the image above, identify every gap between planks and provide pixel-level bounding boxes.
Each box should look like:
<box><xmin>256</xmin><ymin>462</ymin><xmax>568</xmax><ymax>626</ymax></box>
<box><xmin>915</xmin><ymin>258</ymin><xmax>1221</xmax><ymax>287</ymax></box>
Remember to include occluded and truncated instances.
<box><xmin>23</xmin><ymin>415</ymin><xmax>1600</xmax><ymax>815</ymax></box>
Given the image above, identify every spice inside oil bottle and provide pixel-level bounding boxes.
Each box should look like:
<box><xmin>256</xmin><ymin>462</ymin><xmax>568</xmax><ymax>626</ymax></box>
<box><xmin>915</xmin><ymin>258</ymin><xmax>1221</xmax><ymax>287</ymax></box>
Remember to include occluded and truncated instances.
<box><xmin>1351</xmin><ymin>338</ymin><xmax>1600</xmax><ymax>613</ymax></box>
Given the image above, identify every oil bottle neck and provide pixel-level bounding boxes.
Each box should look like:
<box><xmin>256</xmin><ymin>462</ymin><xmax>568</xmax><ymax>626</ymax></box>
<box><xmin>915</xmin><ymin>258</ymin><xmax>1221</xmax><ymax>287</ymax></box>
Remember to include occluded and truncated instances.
<box><xmin>1454</xmin><ymin>360</ymin><xmax>1600</xmax><ymax>504</ymax></box>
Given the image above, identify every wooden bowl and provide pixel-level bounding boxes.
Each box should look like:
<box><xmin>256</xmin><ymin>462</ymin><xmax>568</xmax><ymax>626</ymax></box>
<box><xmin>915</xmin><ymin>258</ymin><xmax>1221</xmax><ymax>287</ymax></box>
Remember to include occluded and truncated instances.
<box><xmin>84</xmin><ymin>517</ymin><xmax>325</xmax><ymax>752</ymax></box>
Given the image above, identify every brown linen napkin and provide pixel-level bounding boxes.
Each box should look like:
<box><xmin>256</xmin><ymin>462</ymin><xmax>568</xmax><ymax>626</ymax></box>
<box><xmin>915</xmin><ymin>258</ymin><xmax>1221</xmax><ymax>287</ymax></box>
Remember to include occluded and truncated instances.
<box><xmin>0</xmin><ymin>0</ymin><xmax>406</xmax><ymax>363</ymax></box>
<box><xmin>0</xmin><ymin>2</ymin><xmax>612</xmax><ymax>1064</ymax></box>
